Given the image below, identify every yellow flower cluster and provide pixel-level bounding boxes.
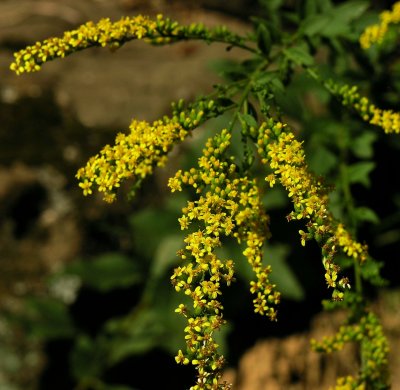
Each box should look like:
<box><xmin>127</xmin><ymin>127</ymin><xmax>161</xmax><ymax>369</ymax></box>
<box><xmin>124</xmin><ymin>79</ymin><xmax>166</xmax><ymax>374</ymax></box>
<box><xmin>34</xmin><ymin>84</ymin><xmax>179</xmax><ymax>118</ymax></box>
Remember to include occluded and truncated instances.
<box><xmin>331</xmin><ymin>376</ymin><xmax>366</xmax><ymax>390</ymax></box>
<box><xmin>10</xmin><ymin>15</ymin><xmax>161</xmax><ymax>74</ymax></box>
<box><xmin>76</xmin><ymin>99</ymin><xmax>219</xmax><ymax>203</ymax></box>
<box><xmin>169</xmin><ymin>129</ymin><xmax>279</xmax><ymax>389</ymax></box>
<box><xmin>256</xmin><ymin>119</ymin><xmax>368</xmax><ymax>298</ymax></box>
<box><xmin>76</xmin><ymin>117</ymin><xmax>187</xmax><ymax>203</ymax></box>
<box><xmin>10</xmin><ymin>14</ymin><xmax>247</xmax><ymax>76</ymax></box>
<box><xmin>360</xmin><ymin>2</ymin><xmax>400</xmax><ymax>49</ymax></box>
<box><xmin>335</xmin><ymin>224</ymin><xmax>367</xmax><ymax>262</ymax></box>
<box><xmin>311</xmin><ymin>312</ymin><xmax>389</xmax><ymax>389</ymax></box>
<box><xmin>335</xmin><ymin>84</ymin><xmax>400</xmax><ymax>134</ymax></box>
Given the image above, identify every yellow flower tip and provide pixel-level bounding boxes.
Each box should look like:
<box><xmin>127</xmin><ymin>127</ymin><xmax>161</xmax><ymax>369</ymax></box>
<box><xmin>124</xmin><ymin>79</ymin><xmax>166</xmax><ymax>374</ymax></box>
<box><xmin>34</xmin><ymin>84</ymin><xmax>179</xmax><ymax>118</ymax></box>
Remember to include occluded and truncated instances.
<box><xmin>103</xmin><ymin>193</ymin><xmax>116</xmax><ymax>203</ymax></box>
<box><xmin>175</xmin><ymin>350</ymin><xmax>189</xmax><ymax>365</ymax></box>
<box><xmin>78</xmin><ymin>180</ymin><xmax>93</xmax><ymax>196</ymax></box>
<box><xmin>10</xmin><ymin>14</ymin><xmax>164</xmax><ymax>74</ymax></box>
<box><xmin>360</xmin><ymin>1</ymin><xmax>400</xmax><ymax>49</ymax></box>
<box><xmin>168</xmin><ymin>176</ymin><xmax>183</xmax><ymax>192</ymax></box>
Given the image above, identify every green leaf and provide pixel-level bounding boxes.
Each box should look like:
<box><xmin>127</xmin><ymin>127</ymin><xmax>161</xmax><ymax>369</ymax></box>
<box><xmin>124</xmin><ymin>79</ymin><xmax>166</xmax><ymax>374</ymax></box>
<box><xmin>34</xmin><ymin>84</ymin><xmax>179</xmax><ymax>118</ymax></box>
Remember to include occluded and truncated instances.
<box><xmin>238</xmin><ymin>113</ymin><xmax>258</xmax><ymax>128</ymax></box>
<box><xmin>347</xmin><ymin>161</ymin><xmax>375</xmax><ymax>187</ymax></box>
<box><xmin>320</xmin><ymin>1</ymin><xmax>369</xmax><ymax>37</ymax></box>
<box><xmin>360</xmin><ymin>257</ymin><xmax>388</xmax><ymax>287</ymax></box>
<box><xmin>267</xmin><ymin>244</ymin><xmax>305</xmax><ymax>301</ymax></box>
<box><xmin>351</xmin><ymin>131</ymin><xmax>377</xmax><ymax>159</ymax></box>
<box><xmin>106</xmin><ymin>310</ymin><xmax>163</xmax><ymax>365</ymax></box>
<box><xmin>254</xmin><ymin>70</ymin><xmax>279</xmax><ymax>85</ymax></box>
<box><xmin>269</xmin><ymin>77</ymin><xmax>285</xmax><ymax>93</ymax></box>
<box><xmin>304</xmin><ymin>0</ymin><xmax>318</xmax><ymax>17</ymax></box>
<box><xmin>318</xmin><ymin>0</ymin><xmax>333</xmax><ymax>12</ymax></box>
<box><xmin>23</xmin><ymin>297</ymin><xmax>74</xmax><ymax>340</ymax></box>
<box><xmin>258</xmin><ymin>0</ymin><xmax>282</xmax><ymax>12</ymax></box>
<box><xmin>284</xmin><ymin>45</ymin><xmax>314</xmax><ymax>66</ymax></box>
<box><xmin>257</xmin><ymin>24</ymin><xmax>272</xmax><ymax>55</ymax></box>
<box><xmin>208</xmin><ymin>59</ymin><xmax>247</xmax><ymax>81</ymax></box>
<box><xmin>319</xmin><ymin>18</ymin><xmax>349</xmax><ymax>37</ymax></box>
<box><xmin>353</xmin><ymin>206</ymin><xmax>380</xmax><ymax>225</ymax></box>
<box><xmin>66</xmin><ymin>253</ymin><xmax>142</xmax><ymax>292</ymax></box>
<box><xmin>70</xmin><ymin>335</ymin><xmax>106</xmax><ymax>380</ymax></box>
<box><xmin>151</xmin><ymin>234</ymin><xmax>183</xmax><ymax>279</ymax></box>
<box><xmin>301</xmin><ymin>1</ymin><xmax>368</xmax><ymax>38</ymax></box>
<box><xmin>332</xmin><ymin>1</ymin><xmax>369</xmax><ymax>24</ymax></box>
<box><xmin>308</xmin><ymin>145</ymin><xmax>338</xmax><ymax>175</ymax></box>
<box><xmin>223</xmin><ymin>242</ymin><xmax>304</xmax><ymax>301</ymax></box>
<box><xmin>105</xmin><ymin>282</ymin><xmax>188</xmax><ymax>363</ymax></box>
<box><xmin>129</xmin><ymin>208</ymin><xmax>180</xmax><ymax>258</ymax></box>
<box><xmin>301</xmin><ymin>14</ymin><xmax>332</xmax><ymax>37</ymax></box>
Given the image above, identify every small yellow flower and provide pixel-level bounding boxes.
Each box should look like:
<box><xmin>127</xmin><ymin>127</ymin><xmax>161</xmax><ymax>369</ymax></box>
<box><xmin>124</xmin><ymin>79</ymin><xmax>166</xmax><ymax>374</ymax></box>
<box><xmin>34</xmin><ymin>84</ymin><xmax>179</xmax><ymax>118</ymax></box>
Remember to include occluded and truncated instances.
<box><xmin>175</xmin><ymin>350</ymin><xmax>189</xmax><ymax>365</ymax></box>
<box><xmin>78</xmin><ymin>180</ymin><xmax>92</xmax><ymax>196</ymax></box>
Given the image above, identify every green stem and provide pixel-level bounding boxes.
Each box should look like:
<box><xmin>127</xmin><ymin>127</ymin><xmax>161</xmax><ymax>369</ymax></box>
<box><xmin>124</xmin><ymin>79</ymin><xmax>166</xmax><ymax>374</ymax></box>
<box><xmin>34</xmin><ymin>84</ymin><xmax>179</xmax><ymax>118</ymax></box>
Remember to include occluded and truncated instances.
<box><xmin>227</xmin><ymin>59</ymin><xmax>269</xmax><ymax>132</ymax></box>
<box><xmin>337</xmin><ymin>128</ymin><xmax>362</xmax><ymax>297</ymax></box>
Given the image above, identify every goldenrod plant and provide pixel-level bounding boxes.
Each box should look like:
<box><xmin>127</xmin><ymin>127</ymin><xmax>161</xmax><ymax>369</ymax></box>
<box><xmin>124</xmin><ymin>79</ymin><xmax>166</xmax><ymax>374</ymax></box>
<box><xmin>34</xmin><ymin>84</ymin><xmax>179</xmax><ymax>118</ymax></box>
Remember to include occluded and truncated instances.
<box><xmin>10</xmin><ymin>1</ymin><xmax>400</xmax><ymax>389</ymax></box>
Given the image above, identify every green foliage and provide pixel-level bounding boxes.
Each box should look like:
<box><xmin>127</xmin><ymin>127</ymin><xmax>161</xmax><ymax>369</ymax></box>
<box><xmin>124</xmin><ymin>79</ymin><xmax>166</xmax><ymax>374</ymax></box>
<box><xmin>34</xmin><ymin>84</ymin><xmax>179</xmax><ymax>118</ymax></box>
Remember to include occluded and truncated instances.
<box><xmin>5</xmin><ymin>1</ymin><xmax>400</xmax><ymax>389</ymax></box>
<box><xmin>65</xmin><ymin>253</ymin><xmax>143</xmax><ymax>292</ymax></box>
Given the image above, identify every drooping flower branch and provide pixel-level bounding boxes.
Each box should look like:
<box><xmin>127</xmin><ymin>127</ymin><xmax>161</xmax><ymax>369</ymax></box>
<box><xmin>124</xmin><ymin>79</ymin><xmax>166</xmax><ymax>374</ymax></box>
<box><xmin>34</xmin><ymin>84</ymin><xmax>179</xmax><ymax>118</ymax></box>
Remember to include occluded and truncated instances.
<box><xmin>169</xmin><ymin>129</ymin><xmax>279</xmax><ymax>389</ymax></box>
<box><xmin>10</xmin><ymin>14</ymin><xmax>253</xmax><ymax>75</ymax></box>
<box><xmin>256</xmin><ymin>119</ymin><xmax>367</xmax><ymax>300</ymax></box>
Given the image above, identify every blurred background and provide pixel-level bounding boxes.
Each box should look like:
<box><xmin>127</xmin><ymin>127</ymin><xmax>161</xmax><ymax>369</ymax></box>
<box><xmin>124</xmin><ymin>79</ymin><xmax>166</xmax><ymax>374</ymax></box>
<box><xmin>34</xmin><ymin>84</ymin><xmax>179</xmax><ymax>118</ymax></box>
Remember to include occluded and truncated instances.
<box><xmin>0</xmin><ymin>1</ymin><xmax>400</xmax><ymax>389</ymax></box>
